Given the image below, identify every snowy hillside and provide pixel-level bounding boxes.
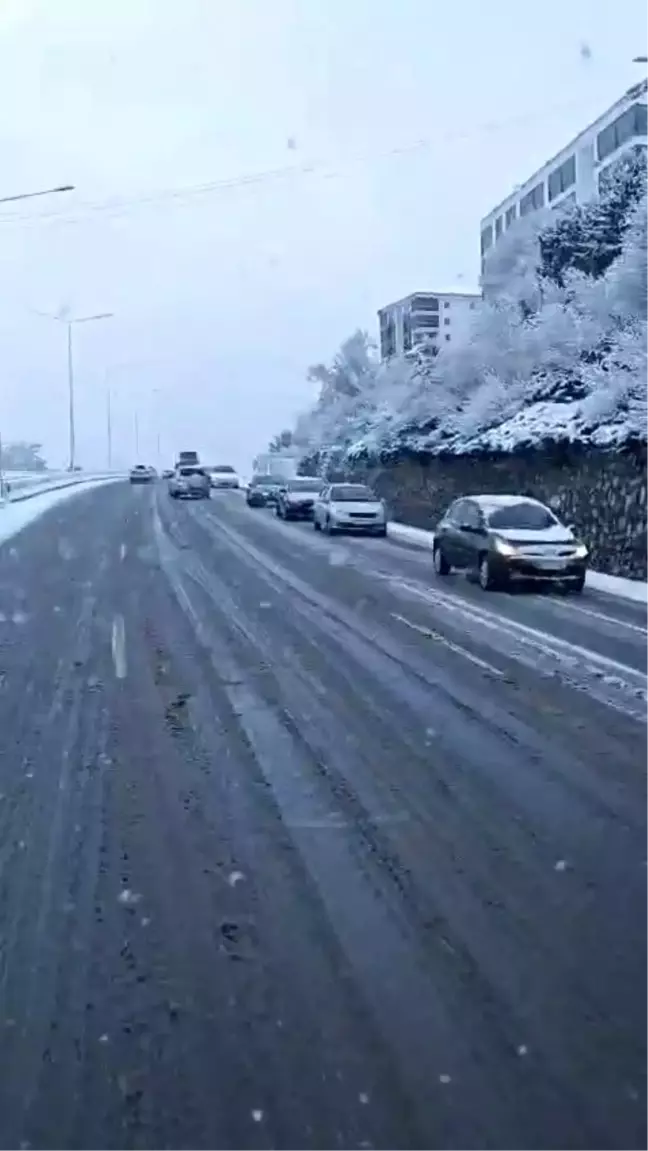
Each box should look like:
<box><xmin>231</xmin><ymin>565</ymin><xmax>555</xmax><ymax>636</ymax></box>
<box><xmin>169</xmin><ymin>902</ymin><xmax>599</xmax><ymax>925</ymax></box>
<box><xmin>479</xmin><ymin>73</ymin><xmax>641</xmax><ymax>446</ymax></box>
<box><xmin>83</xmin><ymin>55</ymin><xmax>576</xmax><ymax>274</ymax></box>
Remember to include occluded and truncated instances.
<box><xmin>280</xmin><ymin>152</ymin><xmax>647</xmax><ymax>467</ymax></box>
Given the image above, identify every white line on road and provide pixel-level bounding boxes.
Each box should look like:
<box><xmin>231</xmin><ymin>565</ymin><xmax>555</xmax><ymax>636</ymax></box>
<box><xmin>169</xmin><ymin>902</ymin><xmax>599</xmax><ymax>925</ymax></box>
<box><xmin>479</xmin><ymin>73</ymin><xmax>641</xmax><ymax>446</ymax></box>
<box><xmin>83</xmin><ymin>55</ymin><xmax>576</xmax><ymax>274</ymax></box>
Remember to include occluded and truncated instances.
<box><xmin>391</xmin><ymin>611</ymin><xmax>505</xmax><ymax>678</ymax></box>
<box><xmin>111</xmin><ymin>614</ymin><xmax>127</xmax><ymax>679</ymax></box>
<box><xmin>560</xmin><ymin>599</ymin><xmax>647</xmax><ymax>636</ymax></box>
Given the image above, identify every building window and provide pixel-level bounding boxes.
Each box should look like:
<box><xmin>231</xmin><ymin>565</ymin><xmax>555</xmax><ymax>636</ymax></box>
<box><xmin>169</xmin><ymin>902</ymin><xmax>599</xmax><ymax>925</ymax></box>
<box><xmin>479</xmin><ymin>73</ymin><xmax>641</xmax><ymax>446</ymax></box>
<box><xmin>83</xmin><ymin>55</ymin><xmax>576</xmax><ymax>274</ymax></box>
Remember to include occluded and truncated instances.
<box><xmin>597</xmin><ymin>102</ymin><xmax>647</xmax><ymax>162</ymax></box>
<box><xmin>444</xmin><ymin>317</ymin><xmax>450</xmax><ymax>325</ymax></box>
<box><xmin>402</xmin><ymin>312</ymin><xmax>412</xmax><ymax>353</ymax></box>
<box><xmin>480</xmin><ymin>225</ymin><xmax>493</xmax><ymax>255</ymax></box>
<box><xmin>379</xmin><ymin>311</ymin><xmax>396</xmax><ymax>359</ymax></box>
<box><xmin>495</xmin><ymin>215</ymin><xmax>503</xmax><ymax>238</ymax></box>
<box><xmin>445</xmin><ymin>334</ymin><xmax>451</xmax><ymax>342</ymax></box>
<box><xmin>547</xmin><ymin>154</ymin><xmax>576</xmax><ymax>201</ymax></box>
<box><xmin>505</xmin><ymin>204</ymin><xmax>517</xmax><ymax>228</ymax></box>
<box><xmin>519</xmin><ymin>182</ymin><xmax>545</xmax><ymax>216</ymax></box>
<box><xmin>414</xmin><ymin>313</ymin><xmax>439</xmax><ymax>329</ymax></box>
<box><xmin>410</xmin><ymin>294</ymin><xmax>439</xmax><ymax>312</ymax></box>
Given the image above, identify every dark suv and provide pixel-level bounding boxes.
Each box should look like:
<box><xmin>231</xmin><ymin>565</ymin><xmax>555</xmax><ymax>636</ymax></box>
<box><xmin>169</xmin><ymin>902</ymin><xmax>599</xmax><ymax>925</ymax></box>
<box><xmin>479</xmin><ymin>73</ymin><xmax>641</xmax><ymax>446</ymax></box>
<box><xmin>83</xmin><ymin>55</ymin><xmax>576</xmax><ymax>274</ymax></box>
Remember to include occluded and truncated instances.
<box><xmin>433</xmin><ymin>495</ymin><xmax>588</xmax><ymax>592</ymax></box>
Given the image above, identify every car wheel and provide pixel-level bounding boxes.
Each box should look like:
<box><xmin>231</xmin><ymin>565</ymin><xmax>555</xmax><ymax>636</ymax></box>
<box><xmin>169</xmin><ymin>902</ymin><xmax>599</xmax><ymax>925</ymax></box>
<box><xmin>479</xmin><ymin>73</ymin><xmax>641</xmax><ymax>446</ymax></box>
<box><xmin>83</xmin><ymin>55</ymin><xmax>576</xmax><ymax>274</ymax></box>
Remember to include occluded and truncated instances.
<box><xmin>375</xmin><ymin>525</ymin><xmax>387</xmax><ymax>538</ymax></box>
<box><xmin>433</xmin><ymin>543</ymin><xmax>450</xmax><ymax>575</ymax></box>
<box><xmin>478</xmin><ymin>554</ymin><xmax>502</xmax><ymax>591</ymax></box>
<box><xmin>570</xmin><ymin>573</ymin><xmax>586</xmax><ymax>594</ymax></box>
<box><xmin>313</xmin><ymin>516</ymin><xmax>321</xmax><ymax>531</ymax></box>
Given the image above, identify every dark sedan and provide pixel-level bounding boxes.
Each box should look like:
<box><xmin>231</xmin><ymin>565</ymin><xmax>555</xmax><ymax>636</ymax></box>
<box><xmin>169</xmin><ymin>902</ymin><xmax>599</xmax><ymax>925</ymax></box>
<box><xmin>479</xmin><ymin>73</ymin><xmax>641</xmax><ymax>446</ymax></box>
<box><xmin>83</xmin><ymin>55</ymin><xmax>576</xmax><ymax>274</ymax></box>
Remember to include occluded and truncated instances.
<box><xmin>275</xmin><ymin>477</ymin><xmax>322</xmax><ymax>520</ymax></box>
<box><xmin>246</xmin><ymin>475</ymin><xmax>287</xmax><ymax>507</ymax></box>
<box><xmin>433</xmin><ymin>494</ymin><xmax>588</xmax><ymax>592</ymax></box>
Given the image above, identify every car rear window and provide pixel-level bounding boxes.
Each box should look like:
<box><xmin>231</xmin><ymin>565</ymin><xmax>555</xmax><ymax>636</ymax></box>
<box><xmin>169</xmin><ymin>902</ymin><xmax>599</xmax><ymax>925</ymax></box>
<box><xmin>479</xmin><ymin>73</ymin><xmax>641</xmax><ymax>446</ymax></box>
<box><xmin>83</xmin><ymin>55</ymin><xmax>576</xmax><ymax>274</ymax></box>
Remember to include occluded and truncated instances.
<box><xmin>330</xmin><ymin>484</ymin><xmax>375</xmax><ymax>502</ymax></box>
<box><xmin>287</xmin><ymin>478</ymin><xmax>321</xmax><ymax>491</ymax></box>
<box><xmin>487</xmin><ymin>502</ymin><xmax>556</xmax><ymax>530</ymax></box>
<box><xmin>212</xmin><ymin>465</ymin><xmax>235</xmax><ymax>473</ymax></box>
<box><xmin>179</xmin><ymin>467</ymin><xmax>206</xmax><ymax>477</ymax></box>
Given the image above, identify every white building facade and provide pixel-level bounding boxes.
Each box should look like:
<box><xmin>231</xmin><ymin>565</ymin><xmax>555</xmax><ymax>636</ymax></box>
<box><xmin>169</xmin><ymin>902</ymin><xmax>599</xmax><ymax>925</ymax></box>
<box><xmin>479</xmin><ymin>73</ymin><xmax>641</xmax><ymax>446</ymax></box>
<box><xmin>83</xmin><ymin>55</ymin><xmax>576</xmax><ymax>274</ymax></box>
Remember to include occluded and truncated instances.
<box><xmin>378</xmin><ymin>290</ymin><xmax>480</xmax><ymax>360</ymax></box>
<box><xmin>480</xmin><ymin>79</ymin><xmax>648</xmax><ymax>269</ymax></box>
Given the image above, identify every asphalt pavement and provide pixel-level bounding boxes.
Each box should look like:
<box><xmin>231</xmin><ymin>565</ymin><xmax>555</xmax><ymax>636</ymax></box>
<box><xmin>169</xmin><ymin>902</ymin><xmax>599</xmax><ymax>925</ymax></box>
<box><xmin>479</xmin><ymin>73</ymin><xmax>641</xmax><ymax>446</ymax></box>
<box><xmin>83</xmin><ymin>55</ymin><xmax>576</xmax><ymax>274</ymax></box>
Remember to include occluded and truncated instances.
<box><xmin>0</xmin><ymin>482</ymin><xmax>645</xmax><ymax>1150</ymax></box>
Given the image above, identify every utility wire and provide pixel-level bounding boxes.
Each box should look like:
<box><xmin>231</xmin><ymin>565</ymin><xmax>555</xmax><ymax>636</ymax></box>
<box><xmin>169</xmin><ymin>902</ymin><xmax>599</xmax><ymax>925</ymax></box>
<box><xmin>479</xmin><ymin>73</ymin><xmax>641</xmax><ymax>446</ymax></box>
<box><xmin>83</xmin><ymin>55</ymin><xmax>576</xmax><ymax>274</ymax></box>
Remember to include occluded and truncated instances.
<box><xmin>0</xmin><ymin>98</ymin><xmax>595</xmax><ymax>231</ymax></box>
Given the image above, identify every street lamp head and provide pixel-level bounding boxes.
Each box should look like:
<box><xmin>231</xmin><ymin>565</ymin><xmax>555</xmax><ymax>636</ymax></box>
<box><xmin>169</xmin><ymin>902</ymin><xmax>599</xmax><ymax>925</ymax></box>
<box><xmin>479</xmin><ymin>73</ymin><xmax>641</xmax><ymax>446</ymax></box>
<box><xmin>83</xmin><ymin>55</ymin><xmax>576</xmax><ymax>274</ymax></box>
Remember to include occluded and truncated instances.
<box><xmin>72</xmin><ymin>312</ymin><xmax>114</xmax><ymax>324</ymax></box>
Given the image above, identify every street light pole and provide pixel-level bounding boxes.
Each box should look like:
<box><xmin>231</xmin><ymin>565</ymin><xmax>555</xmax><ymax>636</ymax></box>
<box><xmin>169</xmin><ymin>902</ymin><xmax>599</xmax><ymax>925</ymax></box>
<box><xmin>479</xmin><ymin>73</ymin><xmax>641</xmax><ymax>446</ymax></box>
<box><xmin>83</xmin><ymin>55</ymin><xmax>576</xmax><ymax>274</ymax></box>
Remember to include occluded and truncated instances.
<box><xmin>65</xmin><ymin>313</ymin><xmax>113</xmax><ymax>470</ymax></box>
<box><xmin>67</xmin><ymin>323</ymin><xmax>75</xmax><ymax>471</ymax></box>
<box><xmin>106</xmin><ymin>387</ymin><xmax>113</xmax><ymax>471</ymax></box>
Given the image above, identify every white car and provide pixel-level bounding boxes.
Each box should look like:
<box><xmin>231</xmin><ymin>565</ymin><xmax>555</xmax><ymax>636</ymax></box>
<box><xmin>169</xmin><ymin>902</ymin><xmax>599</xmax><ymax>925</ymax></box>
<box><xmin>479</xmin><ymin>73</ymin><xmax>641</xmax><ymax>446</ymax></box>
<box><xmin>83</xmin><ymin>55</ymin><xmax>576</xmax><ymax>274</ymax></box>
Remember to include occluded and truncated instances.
<box><xmin>208</xmin><ymin>465</ymin><xmax>240</xmax><ymax>490</ymax></box>
<box><xmin>313</xmin><ymin>483</ymin><xmax>387</xmax><ymax>536</ymax></box>
<box><xmin>168</xmin><ymin>465</ymin><xmax>211</xmax><ymax>500</ymax></box>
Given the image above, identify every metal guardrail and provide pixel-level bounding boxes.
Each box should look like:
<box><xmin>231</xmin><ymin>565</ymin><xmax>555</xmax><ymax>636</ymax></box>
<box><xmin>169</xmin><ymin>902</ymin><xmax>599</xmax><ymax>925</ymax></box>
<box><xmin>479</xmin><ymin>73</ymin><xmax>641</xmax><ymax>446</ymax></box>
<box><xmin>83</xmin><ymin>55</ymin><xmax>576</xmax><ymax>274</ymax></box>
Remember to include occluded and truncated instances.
<box><xmin>0</xmin><ymin>473</ymin><xmax>121</xmax><ymax>505</ymax></box>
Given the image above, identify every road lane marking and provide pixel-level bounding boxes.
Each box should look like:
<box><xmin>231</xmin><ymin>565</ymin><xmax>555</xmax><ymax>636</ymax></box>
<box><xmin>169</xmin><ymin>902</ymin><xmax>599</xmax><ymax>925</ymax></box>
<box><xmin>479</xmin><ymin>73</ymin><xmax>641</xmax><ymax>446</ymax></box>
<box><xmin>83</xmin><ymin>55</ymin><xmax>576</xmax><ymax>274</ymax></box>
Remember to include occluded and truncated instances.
<box><xmin>559</xmin><ymin>599</ymin><xmax>647</xmax><ymax>636</ymax></box>
<box><xmin>111</xmin><ymin>614</ymin><xmax>127</xmax><ymax>679</ymax></box>
<box><xmin>389</xmin><ymin>578</ymin><xmax>647</xmax><ymax>719</ymax></box>
<box><xmin>391</xmin><ymin>612</ymin><xmax>505</xmax><ymax>678</ymax></box>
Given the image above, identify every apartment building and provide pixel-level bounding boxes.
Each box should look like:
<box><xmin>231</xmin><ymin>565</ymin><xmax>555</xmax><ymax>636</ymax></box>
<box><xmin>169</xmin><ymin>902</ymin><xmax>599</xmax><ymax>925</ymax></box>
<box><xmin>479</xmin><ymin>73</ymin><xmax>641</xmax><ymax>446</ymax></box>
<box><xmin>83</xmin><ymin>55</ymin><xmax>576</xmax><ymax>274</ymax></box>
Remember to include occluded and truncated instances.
<box><xmin>378</xmin><ymin>289</ymin><xmax>480</xmax><ymax>360</ymax></box>
<box><xmin>480</xmin><ymin>78</ymin><xmax>648</xmax><ymax>267</ymax></box>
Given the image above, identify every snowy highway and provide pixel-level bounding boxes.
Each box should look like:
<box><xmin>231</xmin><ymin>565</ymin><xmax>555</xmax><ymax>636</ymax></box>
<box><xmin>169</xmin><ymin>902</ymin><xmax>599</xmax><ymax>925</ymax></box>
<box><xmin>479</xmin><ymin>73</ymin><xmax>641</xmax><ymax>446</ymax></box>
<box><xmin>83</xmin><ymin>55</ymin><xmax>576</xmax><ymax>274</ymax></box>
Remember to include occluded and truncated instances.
<box><xmin>0</xmin><ymin>481</ymin><xmax>645</xmax><ymax>1150</ymax></box>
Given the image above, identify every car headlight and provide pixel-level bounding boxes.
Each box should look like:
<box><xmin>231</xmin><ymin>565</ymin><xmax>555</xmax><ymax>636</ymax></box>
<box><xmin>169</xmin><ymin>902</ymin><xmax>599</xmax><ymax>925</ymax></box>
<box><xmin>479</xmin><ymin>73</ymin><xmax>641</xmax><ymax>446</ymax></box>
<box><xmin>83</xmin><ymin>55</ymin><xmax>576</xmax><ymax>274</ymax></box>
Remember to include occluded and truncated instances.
<box><xmin>573</xmin><ymin>542</ymin><xmax>588</xmax><ymax>559</ymax></box>
<box><xmin>493</xmin><ymin>536</ymin><xmax>518</xmax><ymax>557</ymax></box>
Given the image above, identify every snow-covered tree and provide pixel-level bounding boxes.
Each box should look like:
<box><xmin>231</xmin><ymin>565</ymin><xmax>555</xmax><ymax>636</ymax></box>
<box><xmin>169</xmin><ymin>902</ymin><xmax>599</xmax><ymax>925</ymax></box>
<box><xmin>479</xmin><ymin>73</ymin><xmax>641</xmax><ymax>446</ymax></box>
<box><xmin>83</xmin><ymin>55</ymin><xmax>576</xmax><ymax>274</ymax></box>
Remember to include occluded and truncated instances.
<box><xmin>605</xmin><ymin>191</ymin><xmax>648</xmax><ymax>320</ymax></box>
<box><xmin>539</xmin><ymin>148</ymin><xmax>646</xmax><ymax>284</ymax></box>
<box><xmin>480</xmin><ymin>209</ymin><xmax>550</xmax><ymax>316</ymax></box>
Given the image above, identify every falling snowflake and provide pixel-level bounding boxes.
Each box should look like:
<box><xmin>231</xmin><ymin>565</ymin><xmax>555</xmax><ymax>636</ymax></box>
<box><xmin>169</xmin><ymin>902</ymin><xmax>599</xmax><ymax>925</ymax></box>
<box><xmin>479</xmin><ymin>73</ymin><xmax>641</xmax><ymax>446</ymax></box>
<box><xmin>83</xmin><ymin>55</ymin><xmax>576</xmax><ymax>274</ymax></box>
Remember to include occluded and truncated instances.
<box><xmin>118</xmin><ymin>889</ymin><xmax>142</xmax><ymax>905</ymax></box>
<box><xmin>251</xmin><ymin>1109</ymin><xmax>264</xmax><ymax>1123</ymax></box>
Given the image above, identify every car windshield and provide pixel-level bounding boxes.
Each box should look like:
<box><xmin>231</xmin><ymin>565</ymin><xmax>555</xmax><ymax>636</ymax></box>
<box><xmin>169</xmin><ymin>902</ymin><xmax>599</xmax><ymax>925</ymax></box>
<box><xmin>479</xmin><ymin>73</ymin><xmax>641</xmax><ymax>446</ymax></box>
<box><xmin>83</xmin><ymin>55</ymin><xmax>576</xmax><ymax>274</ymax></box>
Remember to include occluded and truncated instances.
<box><xmin>487</xmin><ymin>502</ymin><xmax>557</xmax><ymax>530</ymax></box>
<box><xmin>331</xmin><ymin>484</ymin><xmax>376</xmax><ymax>502</ymax></box>
<box><xmin>287</xmin><ymin>479</ymin><xmax>321</xmax><ymax>491</ymax></box>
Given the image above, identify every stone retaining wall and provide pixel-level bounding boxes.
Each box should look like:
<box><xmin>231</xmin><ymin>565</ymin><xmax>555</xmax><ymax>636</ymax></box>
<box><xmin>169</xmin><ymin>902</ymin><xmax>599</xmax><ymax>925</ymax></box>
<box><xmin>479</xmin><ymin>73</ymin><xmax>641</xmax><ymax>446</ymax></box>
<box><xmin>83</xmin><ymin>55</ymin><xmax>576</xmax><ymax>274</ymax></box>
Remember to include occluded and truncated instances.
<box><xmin>351</xmin><ymin>445</ymin><xmax>647</xmax><ymax>579</ymax></box>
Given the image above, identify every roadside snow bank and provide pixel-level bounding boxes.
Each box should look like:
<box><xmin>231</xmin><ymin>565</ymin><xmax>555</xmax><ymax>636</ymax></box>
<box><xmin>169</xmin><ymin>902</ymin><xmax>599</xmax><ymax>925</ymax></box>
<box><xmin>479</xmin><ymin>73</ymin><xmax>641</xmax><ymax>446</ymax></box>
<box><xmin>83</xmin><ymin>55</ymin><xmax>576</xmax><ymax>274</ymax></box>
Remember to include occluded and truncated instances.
<box><xmin>0</xmin><ymin>478</ymin><xmax>121</xmax><ymax>548</ymax></box>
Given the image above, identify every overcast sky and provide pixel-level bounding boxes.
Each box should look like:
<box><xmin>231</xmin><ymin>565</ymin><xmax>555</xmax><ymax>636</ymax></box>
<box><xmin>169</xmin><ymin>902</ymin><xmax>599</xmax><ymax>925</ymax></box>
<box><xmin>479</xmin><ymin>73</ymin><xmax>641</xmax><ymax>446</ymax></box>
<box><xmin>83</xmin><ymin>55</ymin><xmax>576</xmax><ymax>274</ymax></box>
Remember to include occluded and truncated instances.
<box><xmin>0</xmin><ymin>0</ymin><xmax>646</xmax><ymax>471</ymax></box>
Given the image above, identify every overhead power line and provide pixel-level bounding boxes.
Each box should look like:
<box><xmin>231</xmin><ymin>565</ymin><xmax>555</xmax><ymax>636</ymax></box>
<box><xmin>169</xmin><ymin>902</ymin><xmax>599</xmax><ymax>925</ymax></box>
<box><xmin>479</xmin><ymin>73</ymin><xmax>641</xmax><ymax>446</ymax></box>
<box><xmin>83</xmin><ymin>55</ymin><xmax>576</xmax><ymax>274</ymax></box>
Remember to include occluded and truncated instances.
<box><xmin>0</xmin><ymin>98</ymin><xmax>596</xmax><ymax>231</ymax></box>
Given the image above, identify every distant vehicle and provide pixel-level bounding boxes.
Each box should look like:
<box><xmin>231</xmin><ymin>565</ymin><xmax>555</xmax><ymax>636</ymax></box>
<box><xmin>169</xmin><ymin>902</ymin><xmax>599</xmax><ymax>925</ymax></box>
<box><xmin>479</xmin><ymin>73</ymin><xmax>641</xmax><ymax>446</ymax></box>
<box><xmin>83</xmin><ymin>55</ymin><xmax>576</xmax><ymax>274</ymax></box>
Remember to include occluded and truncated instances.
<box><xmin>175</xmin><ymin>450</ymin><xmax>200</xmax><ymax>468</ymax></box>
<box><xmin>162</xmin><ymin>468</ymin><xmax>174</xmax><ymax>479</ymax></box>
<box><xmin>246</xmin><ymin>474</ymin><xmax>286</xmax><ymax>507</ymax></box>
<box><xmin>129</xmin><ymin>464</ymin><xmax>155</xmax><ymax>484</ymax></box>
<box><xmin>275</xmin><ymin>477</ymin><xmax>322</xmax><ymax>520</ymax></box>
<box><xmin>432</xmin><ymin>494</ymin><xmax>588</xmax><ymax>592</ymax></box>
<box><xmin>252</xmin><ymin>453</ymin><xmax>298</xmax><ymax>480</ymax></box>
<box><xmin>208</xmin><ymin>464</ymin><xmax>240</xmax><ymax>490</ymax></box>
<box><xmin>168</xmin><ymin>465</ymin><xmax>211</xmax><ymax>500</ymax></box>
<box><xmin>313</xmin><ymin>483</ymin><xmax>387</xmax><ymax>536</ymax></box>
